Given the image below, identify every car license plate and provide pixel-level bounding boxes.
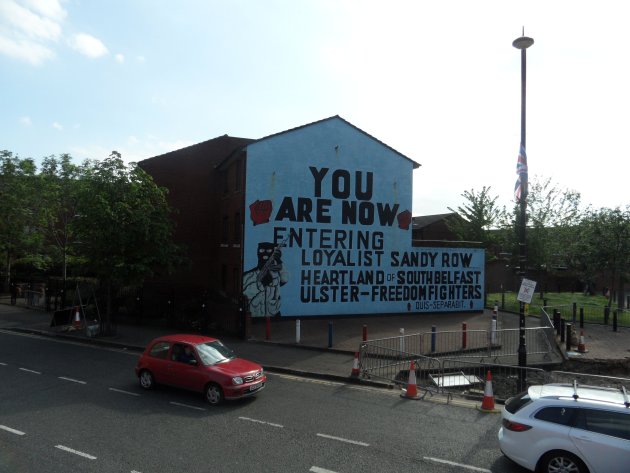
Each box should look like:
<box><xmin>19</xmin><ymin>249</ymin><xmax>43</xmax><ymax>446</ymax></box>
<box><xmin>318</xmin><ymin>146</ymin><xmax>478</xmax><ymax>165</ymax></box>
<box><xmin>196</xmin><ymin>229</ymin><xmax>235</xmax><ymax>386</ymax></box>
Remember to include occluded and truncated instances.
<box><xmin>249</xmin><ymin>382</ymin><xmax>263</xmax><ymax>392</ymax></box>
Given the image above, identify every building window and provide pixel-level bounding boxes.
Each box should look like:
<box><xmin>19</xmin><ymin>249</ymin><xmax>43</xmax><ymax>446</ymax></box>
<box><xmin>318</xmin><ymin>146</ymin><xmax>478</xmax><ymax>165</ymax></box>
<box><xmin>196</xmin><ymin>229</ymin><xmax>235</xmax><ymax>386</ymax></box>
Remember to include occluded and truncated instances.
<box><xmin>234</xmin><ymin>212</ymin><xmax>241</xmax><ymax>243</ymax></box>
<box><xmin>233</xmin><ymin>267</ymin><xmax>240</xmax><ymax>294</ymax></box>
<box><xmin>221</xmin><ymin>170</ymin><xmax>229</xmax><ymax>194</ymax></box>
<box><xmin>221</xmin><ymin>264</ymin><xmax>227</xmax><ymax>291</ymax></box>
<box><xmin>222</xmin><ymin>215</ymin><xmax>229</xmax><ymax>244</ymax></box>
<box><xmin>234</xmin><ymin>160</ymin><xmax>241</xmax><ymax>191</ymax></box>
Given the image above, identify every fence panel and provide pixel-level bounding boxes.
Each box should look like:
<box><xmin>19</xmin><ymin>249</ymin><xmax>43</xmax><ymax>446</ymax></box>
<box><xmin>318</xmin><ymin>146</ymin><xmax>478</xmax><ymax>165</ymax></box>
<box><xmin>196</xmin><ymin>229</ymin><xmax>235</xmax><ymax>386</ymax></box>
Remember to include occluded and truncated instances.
<box><xmin>358</xmin><ymin>343</ymin><xmax>441</xmax><ymax>388</ymax></box>
<box><xmin>435</xmin><ymin>359</ymin><xmax>552</xmax><ymax>401</ymax></box>
<box><xmin>550</xmin><ymin>371</ymin><xmax>630</xmax><ymax>389</ymax></box>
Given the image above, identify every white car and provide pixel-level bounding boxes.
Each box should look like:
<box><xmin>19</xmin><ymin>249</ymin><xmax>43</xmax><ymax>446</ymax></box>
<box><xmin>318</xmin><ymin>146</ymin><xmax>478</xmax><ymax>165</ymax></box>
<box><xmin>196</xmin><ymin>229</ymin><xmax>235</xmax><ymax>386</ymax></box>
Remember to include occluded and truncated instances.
<box><xmin>498</xmin><ymin>382</ymin><xmax>630</xmax><ymax>473</ymax></box>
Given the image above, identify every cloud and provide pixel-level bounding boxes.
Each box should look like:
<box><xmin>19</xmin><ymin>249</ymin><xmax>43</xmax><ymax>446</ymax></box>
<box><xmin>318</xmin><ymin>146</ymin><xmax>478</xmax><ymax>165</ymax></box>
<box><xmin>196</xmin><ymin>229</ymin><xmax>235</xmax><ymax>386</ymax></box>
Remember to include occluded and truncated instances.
<box><xmin>0</xmin><ymin>0</ymin><xmax>65</xmax><ymax>64</ymax></box>
<box><xmin>69</xmin><ymin>33</ymin><xmax>108</xmax><ymax>58</ymax></box>
<box><xmin>19</xmin><ymin>116</ymin><xmax>32</xmax><ymax>126</ymax></box>
<box><xmin>22</xmin><ymin>0</ymin><xmax>66</xmax><ymax>22</ymax></box>
<box><xmin>52</xmin><ymin>121</ymin><xmax>63</xmax><ymax>131</ymax></box>
<box><xmin>115</xmin><ymin>53</ymin><xmax>124</xmax><ymax>63</ymax></box>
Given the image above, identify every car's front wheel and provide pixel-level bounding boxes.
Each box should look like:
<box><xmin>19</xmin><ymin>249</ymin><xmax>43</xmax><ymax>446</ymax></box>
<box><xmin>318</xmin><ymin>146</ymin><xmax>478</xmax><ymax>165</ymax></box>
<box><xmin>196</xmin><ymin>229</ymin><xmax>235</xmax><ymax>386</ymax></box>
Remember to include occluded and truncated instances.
<box><xmin>139</xmin><ymin>370</ymin><xmax>155</xmax><ymax>390</ymax></box>
<box><xmin>205</xmin><ymin>383</ymin><xmax>224</xmax><ymax>405</ymax></box>
<box><xmin>538</xmin><ymin>450</ymin><xmax>588</xmax><ymax>473</ymax></box>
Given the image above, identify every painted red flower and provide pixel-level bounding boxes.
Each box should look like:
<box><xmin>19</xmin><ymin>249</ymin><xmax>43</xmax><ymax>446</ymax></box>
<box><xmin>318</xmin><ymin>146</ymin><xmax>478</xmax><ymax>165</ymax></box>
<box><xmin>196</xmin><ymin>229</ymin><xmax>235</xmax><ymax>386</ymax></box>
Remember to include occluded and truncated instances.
<box><xmin>397</xmin><ymin>210</ymin><xmax>411</xmax><ymax>230</ymax></box>
<box><xmin>249</xmin><ymin>199</ymin><xmax>272</xmax><ymax>225</ymax></box>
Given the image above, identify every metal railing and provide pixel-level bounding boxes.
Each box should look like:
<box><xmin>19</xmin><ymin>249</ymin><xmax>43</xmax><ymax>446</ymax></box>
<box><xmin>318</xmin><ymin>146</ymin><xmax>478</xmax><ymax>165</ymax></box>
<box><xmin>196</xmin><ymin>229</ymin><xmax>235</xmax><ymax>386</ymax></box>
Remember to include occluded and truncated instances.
<box><xmin>358</xmin><ymin>324</ymin><xmax>560</xmax><ymax>400</ymax></box>
<box><xmin>362</xmin><ymin>326</ymin><xmax>554</xmax><ymax>362</ymax></box>
<box><xmin>358</xmin><ymin>343</ymin><xmax>629</xmax><ymax>401</ymax></box>
<box><xmin>358</xmin><ymin>344</ymin><xmax>552</xmax><ymax>401</ymax></box>
<box><xmin>550</xmin><ymin>371</ymin><xmax>630</xmax><ymax>389</ymax></box>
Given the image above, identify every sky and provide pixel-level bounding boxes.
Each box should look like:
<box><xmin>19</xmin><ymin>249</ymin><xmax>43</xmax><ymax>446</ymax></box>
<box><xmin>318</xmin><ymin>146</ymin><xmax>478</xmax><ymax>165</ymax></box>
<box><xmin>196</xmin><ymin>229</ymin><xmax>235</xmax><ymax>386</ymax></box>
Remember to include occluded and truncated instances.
<box><xmin>1</xmin><ymin>0</ymin><xmax>629</xmax><ymax>217</ymax></box>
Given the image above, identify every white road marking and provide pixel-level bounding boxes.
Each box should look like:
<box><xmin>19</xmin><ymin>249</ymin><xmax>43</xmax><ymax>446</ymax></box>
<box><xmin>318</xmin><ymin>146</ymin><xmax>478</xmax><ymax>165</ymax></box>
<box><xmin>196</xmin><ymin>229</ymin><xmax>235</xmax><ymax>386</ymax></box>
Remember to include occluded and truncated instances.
<box><xmin>169</xmin><ymin>401</ymin><xmax>206</xmax><ymax>411</ymax></box>
<box><xmin>19</xmin><ymin>367</ymin><xmax>41</xmax><ymax>374</ymax></box>
<box><xmin>0</xmin><ymin>362</ymin><xmax>7</xmax><ymax>366</ymax></box>
<box><xmin>316</xmin><ymin>433</ymin><xmax>369</xmax><ymax>447</ymax></box>
<box><xmin>131</xmin><ymin>470</ymin><xmax>142</xmax><ymax>473</ymax></box>
<box><xmin>109</xmin><ymin>388</ymin><xmax>140</xmax><ymax>396</ymax></box>
<box><xmin>0</xmin><ymin>425</ymin><xmax>26</xmax><ymax>436</ymax></box>
<box><xmin>423</xmin><ymin>457</ymin><xmax>492</xmax><ymax>472</ymax></box>
<box><xmin>310</xmin><ymin>467</ymin><xmax>339</xmax><ymax>473</ymax></box>
<box><xmin>55</xmin><ymin>445</ymin><xmax>97</xmax><ymax>460</ymax></box>
<box><xmin>238</xmin><ymin>416</ymin><xmax>284</xmax><ymax>428</ymax></box>
<box><xmin>58</xmin><ymin>376</ymin><xmax>86</xmax><ymax>384</ymax></box>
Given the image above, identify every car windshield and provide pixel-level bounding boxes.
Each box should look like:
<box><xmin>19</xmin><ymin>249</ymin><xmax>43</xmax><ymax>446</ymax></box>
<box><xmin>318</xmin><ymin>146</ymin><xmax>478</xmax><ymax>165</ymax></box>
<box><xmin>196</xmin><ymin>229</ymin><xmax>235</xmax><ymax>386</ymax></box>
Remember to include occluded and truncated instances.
<box><xmin>196</xmin><ymin>340</ymin><xmax>236</xmax><ymax>366</ymax></box>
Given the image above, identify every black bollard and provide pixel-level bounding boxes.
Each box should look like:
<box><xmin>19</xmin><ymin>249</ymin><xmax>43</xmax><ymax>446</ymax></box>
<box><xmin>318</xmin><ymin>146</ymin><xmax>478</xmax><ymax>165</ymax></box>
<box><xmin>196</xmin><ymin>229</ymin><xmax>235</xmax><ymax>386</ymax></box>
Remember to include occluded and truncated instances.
<box><xmin>613</xmin><ymin>310</ymin><xmax>618</xmax><ymax>332</ymax></box>
<box><xmin>566</xmin><ymin>323</ymin><xmax>572</xmax><ymax>351</ymax></box>
<box><xmin>580</xmin><ymin>307</ymin><xmax>584</xmax><ymax>329</ymax></box>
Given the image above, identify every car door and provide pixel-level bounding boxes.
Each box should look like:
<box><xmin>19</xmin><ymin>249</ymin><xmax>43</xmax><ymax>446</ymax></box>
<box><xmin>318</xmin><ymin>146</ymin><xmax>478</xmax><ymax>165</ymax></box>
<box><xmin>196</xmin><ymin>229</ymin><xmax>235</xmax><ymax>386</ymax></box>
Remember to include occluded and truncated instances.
<box><xmin>144</xmin><ymin>341</ymin><xmax>172</xmax><ymax>384</ymax></box>
<box><xmin>570</xmin><ymin>408</ymin><xmax>630</xmax><ymax>473</ymax></box>
<box><xmin>169</xmin><ymin>343</ymin><xmax>207</xmax><ymax>392</ymax></box>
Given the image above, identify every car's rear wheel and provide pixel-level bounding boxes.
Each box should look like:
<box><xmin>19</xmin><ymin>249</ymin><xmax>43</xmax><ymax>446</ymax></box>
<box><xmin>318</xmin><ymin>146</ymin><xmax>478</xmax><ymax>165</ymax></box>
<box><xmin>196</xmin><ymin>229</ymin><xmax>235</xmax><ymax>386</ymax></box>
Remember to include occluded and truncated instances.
<box><xmin>205</xmin><ymin>383</ymin><xmax>224</xmax><ymax>405</ymax></box>
<box><xmin>139</xmin><ymin>370</ymin><xmax>155</xmax><ymax>390</ymax></box>
<box><xmin>538</xmin><ymin>450</ymin><xmax>588</xmax><ymax>473</ymax></box>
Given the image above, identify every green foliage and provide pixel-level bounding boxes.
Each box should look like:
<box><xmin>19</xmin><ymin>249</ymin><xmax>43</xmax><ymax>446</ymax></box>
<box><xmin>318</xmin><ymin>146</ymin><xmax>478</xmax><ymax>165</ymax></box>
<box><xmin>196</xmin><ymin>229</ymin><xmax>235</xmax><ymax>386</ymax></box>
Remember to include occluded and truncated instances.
<box><xmin>36</xmin><ymin>154</ymin><xmax>84</xmax><ymax>280</ymax></box>
<box><xmin>572</xmin><ymin>206</ymin><xmax>630</xmax><ymax>306</ymax></box>
<box><xmin>0</xmin><ymin>151</ymin><xmax>44</xmax><ymax>283</ymax></box>
<box><xmin>1</xmin><ymin>151</ymin><xmax>183</xmax><ymax>308</ymax></box>
<box><xmin>525</xmin><ymin>176</ymin><xmax>582</xmax><ymax>273</ymax></box>
<box><xmin>447</xmin><ymin>186</ymin><xmax>507</xmax><ymax>259</ymax></box>
<box><xmin>74</xmin><ymin>151</ymin><xmax>183</xmax><ymax>287</ymax></box>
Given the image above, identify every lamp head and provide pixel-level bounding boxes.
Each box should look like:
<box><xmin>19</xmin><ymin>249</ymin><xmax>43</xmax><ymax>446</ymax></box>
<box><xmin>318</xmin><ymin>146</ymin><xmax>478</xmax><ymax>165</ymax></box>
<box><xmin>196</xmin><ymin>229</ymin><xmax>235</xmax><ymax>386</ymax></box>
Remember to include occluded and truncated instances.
<box><xmin>513</xmin><ymin>36</ymin><xmax>534</xmax><ymax>50</ymax></box>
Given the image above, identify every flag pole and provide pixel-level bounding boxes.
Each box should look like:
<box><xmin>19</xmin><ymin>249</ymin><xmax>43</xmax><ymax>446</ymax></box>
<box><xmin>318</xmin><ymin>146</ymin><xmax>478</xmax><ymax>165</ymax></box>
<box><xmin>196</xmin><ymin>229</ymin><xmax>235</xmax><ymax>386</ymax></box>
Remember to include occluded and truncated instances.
<box><xmin>513</xmin><ymin>31</ymin><xmax>534</xmax><ymax>382</ymax></box>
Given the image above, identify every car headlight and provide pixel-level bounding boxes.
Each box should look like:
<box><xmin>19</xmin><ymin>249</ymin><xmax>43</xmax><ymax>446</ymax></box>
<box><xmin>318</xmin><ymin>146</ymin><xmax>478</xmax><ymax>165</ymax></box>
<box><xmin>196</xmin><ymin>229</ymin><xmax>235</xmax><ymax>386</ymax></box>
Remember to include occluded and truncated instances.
<box><xmin>232</xmin><ymin>376</ymin><xmax>243</xmax><ymax>385</ymax></box>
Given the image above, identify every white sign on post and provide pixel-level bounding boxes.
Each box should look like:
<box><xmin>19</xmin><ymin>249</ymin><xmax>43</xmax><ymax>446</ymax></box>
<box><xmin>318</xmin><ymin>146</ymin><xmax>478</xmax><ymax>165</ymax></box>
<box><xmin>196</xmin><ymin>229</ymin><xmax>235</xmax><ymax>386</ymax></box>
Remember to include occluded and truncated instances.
<box><xmin>517</xmin><ymin>278</ymin><xmax>537</xmax><ymax>304</ymax></box>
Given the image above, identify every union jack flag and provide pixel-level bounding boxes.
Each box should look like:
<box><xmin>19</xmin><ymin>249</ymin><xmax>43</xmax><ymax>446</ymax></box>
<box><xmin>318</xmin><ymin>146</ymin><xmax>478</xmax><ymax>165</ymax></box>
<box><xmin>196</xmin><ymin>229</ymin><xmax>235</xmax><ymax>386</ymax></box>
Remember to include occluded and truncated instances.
<box><xmin>514</xmin><ymin>144</ymin><xmax>528</xmax><ymax>202</ymax></box>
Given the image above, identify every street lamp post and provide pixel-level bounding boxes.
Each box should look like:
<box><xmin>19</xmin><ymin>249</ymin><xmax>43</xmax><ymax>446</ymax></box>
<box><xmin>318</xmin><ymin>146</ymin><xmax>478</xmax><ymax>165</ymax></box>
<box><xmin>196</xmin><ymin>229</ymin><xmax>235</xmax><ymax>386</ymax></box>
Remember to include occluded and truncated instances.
<box><xmin>513</xmin><ymin>32</ymin><xmax>533</xmax><ymax>378</ymax></box>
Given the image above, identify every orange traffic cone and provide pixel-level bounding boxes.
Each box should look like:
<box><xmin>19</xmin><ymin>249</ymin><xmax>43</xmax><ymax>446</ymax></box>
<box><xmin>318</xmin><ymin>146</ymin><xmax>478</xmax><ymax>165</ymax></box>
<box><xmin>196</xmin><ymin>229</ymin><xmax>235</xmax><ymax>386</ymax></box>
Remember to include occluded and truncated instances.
<box><xmin>72</xmin><ymin>306</ymin><xmax>81</xmax><ymax>329</ymax></box>
<box><xmin>400</xmin><ymin>360</ymin><xmax>421</xmax><ymax>400</ymax></box>
<box><xmin>477</xmin><ymin>370</ymin><xmax>499</xmax><ymax>413</ymax></box>
<box><xmin>577</xmin><ymin>330</ymin><xmax>588</xmax><ymax>353</ymax></box>
<box><xmin>350</xmin><ymin>352</ymin><xmax>360</xmax><ymax>378</ymax></box>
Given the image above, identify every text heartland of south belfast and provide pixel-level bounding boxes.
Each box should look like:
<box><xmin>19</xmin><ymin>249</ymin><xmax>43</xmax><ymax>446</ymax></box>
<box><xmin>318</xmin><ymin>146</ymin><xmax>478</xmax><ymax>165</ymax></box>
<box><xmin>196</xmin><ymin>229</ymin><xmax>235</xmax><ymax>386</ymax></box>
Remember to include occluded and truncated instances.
<box><xmin>242</xmin><ymin>118</ymin><xmax>484</xmax><ymax>318</ymax></box>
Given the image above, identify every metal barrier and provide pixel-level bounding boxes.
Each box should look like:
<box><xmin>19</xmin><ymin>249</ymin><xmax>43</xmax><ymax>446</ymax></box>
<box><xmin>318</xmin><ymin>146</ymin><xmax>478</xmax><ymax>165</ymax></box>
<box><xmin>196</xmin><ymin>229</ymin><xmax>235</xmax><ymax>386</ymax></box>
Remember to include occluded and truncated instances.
<box><xmin>24</xmin><ymin>290</ymin><xmax>46</xmax><ymax>310</ymax></box>
<box><xmin>543</xmin><ymin>303</ymin><xmax>630</xmax><ymax>328</ymax></box>
<box><xmin>362</xmin><ymin>325</ymin><xmax>554</xmax><ymax>362</ymax></box>
<box><xmin>358</xmin><ymin>344</ymin><xmax>441</xmax><ymax>389</ymax></box>
<box><xmin>358</xmin><ymin>341</ymin><xmax>552</xmax><ymax>401</ymax></box>
<box><xmin>550</xmin><ymin>371</ymin><xmax>630</xmax><ymax>389</ymax></box>
<box><xmin>439</xmin><ymin>359</ymin><xmax>552</xmax><ymax>401</ymax></box>
<box><xmin>358</xmin><ymin>324</ymin><xmax>558</xmax><ymax>400</ymax></box>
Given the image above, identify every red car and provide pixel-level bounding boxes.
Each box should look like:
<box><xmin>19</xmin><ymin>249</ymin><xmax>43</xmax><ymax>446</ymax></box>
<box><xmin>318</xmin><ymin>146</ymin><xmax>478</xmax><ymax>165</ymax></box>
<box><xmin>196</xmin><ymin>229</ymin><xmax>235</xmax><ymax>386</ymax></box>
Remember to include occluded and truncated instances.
<box><xmin>135</xmin><ymin>334</ymin><xmax>265</xmax><ymax>405</ymax></box>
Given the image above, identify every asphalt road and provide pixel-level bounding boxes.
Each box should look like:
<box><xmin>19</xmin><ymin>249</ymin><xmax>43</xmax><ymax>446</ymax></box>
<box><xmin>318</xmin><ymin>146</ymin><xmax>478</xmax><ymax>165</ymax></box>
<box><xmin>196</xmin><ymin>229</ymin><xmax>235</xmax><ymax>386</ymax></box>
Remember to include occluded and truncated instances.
<box><xmin>0</xmin><ymin>330</ymin><xmax>528</xmax><ymax>473</ymax></box>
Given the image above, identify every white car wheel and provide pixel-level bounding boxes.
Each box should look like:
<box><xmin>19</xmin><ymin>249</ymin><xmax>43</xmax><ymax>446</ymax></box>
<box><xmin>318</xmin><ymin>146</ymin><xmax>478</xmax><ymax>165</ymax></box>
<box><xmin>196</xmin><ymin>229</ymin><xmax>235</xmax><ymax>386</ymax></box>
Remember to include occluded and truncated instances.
<box><xmin>540</xmin><ymin>451</ymin><xmax>587</xmax><ymax>473</ymax></box>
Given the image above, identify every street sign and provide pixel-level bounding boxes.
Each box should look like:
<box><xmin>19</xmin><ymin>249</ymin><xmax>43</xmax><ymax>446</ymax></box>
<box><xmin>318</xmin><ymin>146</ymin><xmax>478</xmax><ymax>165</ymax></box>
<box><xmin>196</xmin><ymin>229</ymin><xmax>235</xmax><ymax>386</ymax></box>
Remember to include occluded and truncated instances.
<box><xmin>517</xmin><ymin>278</ymin><xmax>537</xmax><ymax>304</ymax></box>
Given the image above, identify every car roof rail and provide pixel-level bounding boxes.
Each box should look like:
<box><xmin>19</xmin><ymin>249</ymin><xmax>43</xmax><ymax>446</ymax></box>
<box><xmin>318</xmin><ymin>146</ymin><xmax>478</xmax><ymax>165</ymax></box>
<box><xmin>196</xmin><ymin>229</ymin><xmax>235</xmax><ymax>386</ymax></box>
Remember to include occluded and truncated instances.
<box><xmin>622</xmin><ymin>385</ymin><xmax>630</xmax><ymax>408</ymax></box>
<box><xmin>572</xmin><ymin>380</ymin><xmax>579</xmax><ymax>400</ymax></box>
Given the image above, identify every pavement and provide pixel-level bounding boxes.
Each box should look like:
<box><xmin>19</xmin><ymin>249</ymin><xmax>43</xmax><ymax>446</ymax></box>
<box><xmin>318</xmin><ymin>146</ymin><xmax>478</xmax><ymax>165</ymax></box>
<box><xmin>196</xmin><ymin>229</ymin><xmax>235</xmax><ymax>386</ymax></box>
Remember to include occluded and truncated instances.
<box><xmin>1</xmin><ymin>297</ymin><xmax>628</xmax><ymax>387</ymax></box>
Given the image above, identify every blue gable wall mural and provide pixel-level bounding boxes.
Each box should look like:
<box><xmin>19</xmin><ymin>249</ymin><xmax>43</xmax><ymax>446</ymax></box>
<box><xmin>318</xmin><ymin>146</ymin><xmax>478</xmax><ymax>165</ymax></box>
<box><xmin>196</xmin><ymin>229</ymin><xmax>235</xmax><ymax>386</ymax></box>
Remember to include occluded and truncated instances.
<box><xmin>242</xmin><ymin>117</ymin><xmax>484</xmax><ymax>317</ymax></box>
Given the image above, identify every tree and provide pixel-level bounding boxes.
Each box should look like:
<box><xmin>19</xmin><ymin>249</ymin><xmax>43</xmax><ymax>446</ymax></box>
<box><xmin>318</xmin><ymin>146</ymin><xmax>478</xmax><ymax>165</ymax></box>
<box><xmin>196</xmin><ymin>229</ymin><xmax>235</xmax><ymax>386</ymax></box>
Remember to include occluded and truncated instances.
<box><xmin>74</xmin><ymin>152</ymin><xmax>183</xmax><ymax>332</ymax></box>
<box><xmin>525</xmin><ymin>176</ymin><xmax>582</xmax><ymax>273</ymax></box>
<box><xmin>37</xmin><ymin>154</ymin><xmax>84</xmax><ymax>300</ymax></box>
<box><xmin>447</xmin><ymin>186</ymin><xmax>507</xmax><ymax>259</ymax></box>
<box><xmin>0</xmin><ymin>151</ymin><xmax>42</xmax><ymax>287</ymax></box>
<box><xmin>572</xmin><ymin>206</ymin><xmax>630</xmax><ymax>307</ymax></box>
